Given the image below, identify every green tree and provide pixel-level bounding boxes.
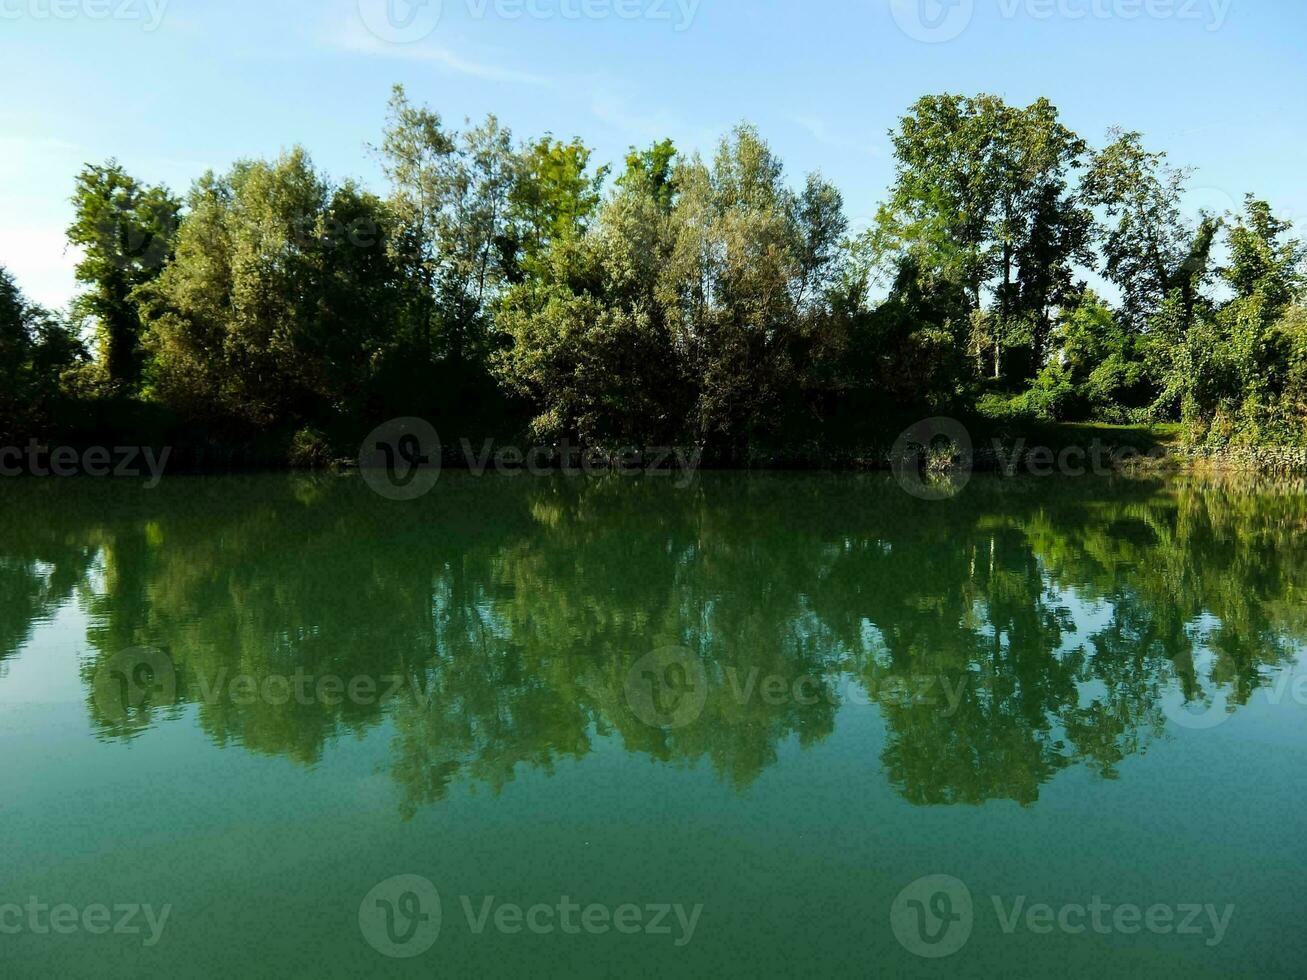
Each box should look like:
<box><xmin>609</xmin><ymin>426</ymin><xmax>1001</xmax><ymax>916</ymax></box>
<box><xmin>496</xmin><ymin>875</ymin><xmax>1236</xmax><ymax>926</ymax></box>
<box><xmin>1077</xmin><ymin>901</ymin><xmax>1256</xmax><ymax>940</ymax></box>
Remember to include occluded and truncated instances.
<box><xmin>873</xmin><ymin>94</ymin><xmax>1008</xmax><ymax>312</ymax></box>
<box><xmin>1024</xmin><ymin>289</ymin><xmax>1150</xmax><ymax>421</ymax></box>
<box><xmin>66</xmin><ymin>161</ymin><xmax>180</xmax><ymax>388</ymax></box>
<box><xmin>379</xmin><ymin>86</ymin><xmax>518</xmax><ymax>367</ymax></box>
<box><xmin>869</xmin><ymin>95</ymin><xmax>1089</xmax><ymax>382</ymax></box>
<box><xmin>0</xmin><ymin>267</ymin><xmax>34</xmax><ymax>436</ymax></box>
<box><xmin>1224</xmin><ymin>195</ymin><xmax>1305</xmax><ymax>309</ymax></box>
<box><xmin>493</xmin><ymin>142</ymin><xmax>685</xmax><ymax>445</ymax></box>
<box><xmin>0</xmin><ymin>266</ymin><xmax>85</xmax><ymax>439</ymax></box>
<box><xmin>617</xmin><ymin>139</ymin><xmax>678</xmax><ymax>212</ymax></box>
<box><xmin>510</xmin><ymin>135</ymin><xmax>608</xmax><ymax>273</ymax></box>
<box><xmin>1083</xmin><ymin>131</ymin><xmax>1213</xmax><ymax>334</ymax></box>
<box><xmin>1168</xmin><ymin>197</ymin><xmax>1307</xmax><ymax>442</ymax></box>
<box><xmin>141</xmin><ymin>150</ymin><xmax>401</xmax><ymax>428</ymax></box>
<box><xmin>666</xmin><ymin>125</ymin><xmax>849</xmax><ymax>453</ymax></box>
<box><xmin>496</xmin><ymin>127</ymin><xmax>850</xmax><ymax>454</ymax></box>
<box><xmin>375</xmin><ymin>85</ymin><xmax>457</xmax><ymax>362</ymax></box>
<box><xmin>0</xmin><ymin>268</ymin><xmax>28</xmax><ymax>382</ymax></box>
<box><xmin>993</xmin><ymin>98</ymin><xmax>1091</xmax><ymax>375</ymax></box>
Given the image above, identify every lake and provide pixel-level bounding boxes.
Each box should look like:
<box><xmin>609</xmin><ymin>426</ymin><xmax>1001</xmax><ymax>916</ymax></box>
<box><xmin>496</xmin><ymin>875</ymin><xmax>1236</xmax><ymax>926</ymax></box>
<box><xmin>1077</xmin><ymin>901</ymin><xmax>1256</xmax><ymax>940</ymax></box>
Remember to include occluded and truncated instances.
<box><xmin>2</xmin><ymin>471</ymin><xmax>1305</xmax><ymax>977</ymax></box>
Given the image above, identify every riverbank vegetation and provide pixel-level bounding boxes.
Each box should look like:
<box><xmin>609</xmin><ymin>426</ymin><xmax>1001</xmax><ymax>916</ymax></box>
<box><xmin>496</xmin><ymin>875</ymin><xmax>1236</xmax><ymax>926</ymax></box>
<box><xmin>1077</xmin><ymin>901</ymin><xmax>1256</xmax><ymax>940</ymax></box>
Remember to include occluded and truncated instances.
<box><xmin>2</xmin><ymin>89</ymin><xmax>1304</xmax><ymax>465</ymax></box>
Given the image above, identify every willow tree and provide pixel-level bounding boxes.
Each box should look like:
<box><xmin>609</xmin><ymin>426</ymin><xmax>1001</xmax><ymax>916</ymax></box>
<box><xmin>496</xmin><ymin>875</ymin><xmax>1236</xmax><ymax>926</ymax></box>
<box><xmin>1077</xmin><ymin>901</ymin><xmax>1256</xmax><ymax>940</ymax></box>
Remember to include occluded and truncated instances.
<box><xmin>378</xmin><ymin>86</ymin><xmax>519</xmax><ymax>367</ymax></box>
<box><xmin>493</xmin><ymin>141</ymin><xmax>685</xmax><ymax>446</ymax></box>
<box><xmin>666</xmin><ymin>125</ymin><xmax>849</xmax><ymax>453</ymax></box>
<box><xmin>494</xmin><ymin>126</ymin><xmax>850</xmax><ymax>454</ymax></box>
<box><xmin>141</xmin><ymin>150</ymin><xmax>400</xmax><ymax>426</ymax></box>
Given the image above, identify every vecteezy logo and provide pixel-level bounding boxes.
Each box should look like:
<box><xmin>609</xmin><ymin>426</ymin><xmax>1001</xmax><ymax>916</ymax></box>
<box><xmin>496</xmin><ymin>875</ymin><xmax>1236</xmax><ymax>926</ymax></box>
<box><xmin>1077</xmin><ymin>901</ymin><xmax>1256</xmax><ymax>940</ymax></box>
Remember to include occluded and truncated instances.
<box><xmin>1161</xmin><ymin>686</ymin><xmax>1233</xmax><ymax>731</ymax></box>
<box><xmin>358</xmin><ymin>0</ymin><xmax>443</xmax><ymax>43</ymax></box>
<box><xmin>359</xmin><ymin>875</ymin><xmax>442</xmax><ymax>958</ymax></box>
<box><xmin>891</xmin><ymin>875</ymin><xmax>974</xmax><ymax>959</ymax></box>
<box><xmin>625</xmin><ymin>647</ymin><xmax>709</xmax><ymax>730</ymax></box>
<box><xmin>890</xmin><ymin>0</ymin><xmax>974</xmax><ymax>43</ymax></box>
<box><xmin>360</xmin><ymin>418</ymin><xmax>442</xmax><ymax>501</ymax></box>
<box><xmin>97</xmin><ymin>208</ymin><xmax>178</xmax><ymax>273</ymax></box>
<box><xmin>890</xmin><ymin>417</ymin><xmax>974</xmax><ymax>501</ymax></box>
<box><xmin>91</xmin><ymin>646</ymin><xmax>178</xmax><ymax>723</ymax></box>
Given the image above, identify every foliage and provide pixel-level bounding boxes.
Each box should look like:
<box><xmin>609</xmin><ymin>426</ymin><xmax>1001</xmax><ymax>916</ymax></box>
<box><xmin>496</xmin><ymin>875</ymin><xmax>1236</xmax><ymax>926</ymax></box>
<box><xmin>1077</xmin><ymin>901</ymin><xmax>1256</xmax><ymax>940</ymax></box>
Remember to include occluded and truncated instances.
<box><xmin>6</xmin><ymin>90</ymin><xmax>1307</xmax><ymax>459</ymax></box>
<box><xmin>0</xmin><ymin>266</ymin><xmax>87</xmax><ymax>439</ymax></box>
<box><xmin>66</xmin><ymin>161</ymin><xmax>180</xmax><ymax>389</ymax></box>
<box><xmin>493</xmin><ymin>157</ymin><xmax>685</xmax><ymax>446</ymax></box>
<box><xmin>511</xmin><ymin>135</ymin><xmax>609</xmax><ymax>272</ymax></box>
<box><xmin>867</xmin><ymin>95</ymin><xmax>1091</xmax><ymax>381</ymax></box>
<box><xmin>1011</xmin><ymin>290</ymin><xmax>1152</xmax><ymax>422</ymax></box>
<box><xmin>1158</xmin><ymin>197</ymin><xmax>1307</xmax><ymax>444</ymax></box>
<box><xmin>140</xmin><ymin>150</ymin><xmax>403</xmax><ymax>428</ymax></box>
<box><xmin>493</xmin><ymin>127</ymin><xmax>850</xmax><ymax>454</ymax></box>
<box><xmin>378</xmin><ymin>86</ymin><xmax>519</xmax><ymax>367</ymax></box>
<box><xmin>288</xmin><ymin>426</ymin><xmax>334</xmax><ymax>469</ymax></box>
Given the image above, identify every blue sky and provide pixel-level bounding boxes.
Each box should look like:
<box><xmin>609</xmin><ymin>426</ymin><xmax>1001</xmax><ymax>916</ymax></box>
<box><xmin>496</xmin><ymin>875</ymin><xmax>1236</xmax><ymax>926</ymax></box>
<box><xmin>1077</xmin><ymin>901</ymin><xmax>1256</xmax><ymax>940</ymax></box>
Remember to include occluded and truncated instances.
<box><xmin>2</xmin><ymin>0</ymin><xmax>1304</xmax><ymax>308</ymax></box>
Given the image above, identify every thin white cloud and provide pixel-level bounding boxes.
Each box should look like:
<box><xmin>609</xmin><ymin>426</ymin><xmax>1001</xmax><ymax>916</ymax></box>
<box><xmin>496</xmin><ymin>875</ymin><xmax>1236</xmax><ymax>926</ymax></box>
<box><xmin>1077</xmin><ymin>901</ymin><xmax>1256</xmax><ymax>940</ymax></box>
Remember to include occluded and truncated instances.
<box><xmin>589</xmin><ymin>91</ymin><xmax>717</xmax><ymax>155</ymax></box>
<box><xmin>328</xmin><ymin>21</ymin><xmax>551</xmax><ymax>86</ymax></box>
<box><xmin>0</xmin><ymin>135</ymin><xmax>83</xmax><ymax>157</ymax></box>
<box><xmin>789</xmin><ymin>115</ymin><xmax>885</xmax><ymax>158</ymax></box>
<box><xmin>792</xmin><ymin>115</ymin><xmax>833</xmax><ymax>145</ymax></box>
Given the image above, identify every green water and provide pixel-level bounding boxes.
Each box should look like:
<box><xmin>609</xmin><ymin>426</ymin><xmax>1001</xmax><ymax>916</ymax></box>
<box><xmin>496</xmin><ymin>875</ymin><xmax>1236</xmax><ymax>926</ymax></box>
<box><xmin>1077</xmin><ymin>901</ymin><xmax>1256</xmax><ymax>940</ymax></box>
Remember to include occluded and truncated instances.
<box><xmin>2</xmin><ymin>472</ymin><xmax>1306</xmax><ymax>978</ymax></box>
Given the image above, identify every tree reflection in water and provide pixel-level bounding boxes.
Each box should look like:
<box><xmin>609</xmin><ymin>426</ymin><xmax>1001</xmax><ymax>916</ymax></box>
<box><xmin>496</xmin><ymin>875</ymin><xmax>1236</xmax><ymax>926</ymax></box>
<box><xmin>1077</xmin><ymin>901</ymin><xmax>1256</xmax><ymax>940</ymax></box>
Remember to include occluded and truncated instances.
<box><xmin>1</xmin><ymin>471</ymin><xmax>1303</xmax><ymax>817</ymax></box>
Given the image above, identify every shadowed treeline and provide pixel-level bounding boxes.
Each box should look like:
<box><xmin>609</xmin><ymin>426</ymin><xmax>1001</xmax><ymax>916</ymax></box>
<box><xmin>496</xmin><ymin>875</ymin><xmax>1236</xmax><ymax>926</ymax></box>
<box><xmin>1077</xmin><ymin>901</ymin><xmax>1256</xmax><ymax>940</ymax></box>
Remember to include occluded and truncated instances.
<box><xmin>0</xmin><ymin>473</ymin><xmax>1304</xmax><ymax>816</ymax></box>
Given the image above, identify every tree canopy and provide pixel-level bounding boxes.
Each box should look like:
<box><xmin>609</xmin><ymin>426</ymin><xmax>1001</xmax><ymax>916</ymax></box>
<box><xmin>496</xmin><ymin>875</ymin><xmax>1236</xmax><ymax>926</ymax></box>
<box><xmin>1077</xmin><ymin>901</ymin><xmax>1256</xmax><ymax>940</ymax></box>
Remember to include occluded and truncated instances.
<box><xmin>3</xmin><ymin>89</ymin><xmax>1304</xmax><ymax>458</ymax></box>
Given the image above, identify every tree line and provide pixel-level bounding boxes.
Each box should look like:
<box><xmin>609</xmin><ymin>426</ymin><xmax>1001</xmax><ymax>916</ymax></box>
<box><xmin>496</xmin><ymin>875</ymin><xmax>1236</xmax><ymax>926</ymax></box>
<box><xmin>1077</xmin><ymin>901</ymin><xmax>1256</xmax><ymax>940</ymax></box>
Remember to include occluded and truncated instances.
<box><xmin>2</xmin><ymin>88</ymin><xmax>1304</xmax><ymax>460</ymax></box>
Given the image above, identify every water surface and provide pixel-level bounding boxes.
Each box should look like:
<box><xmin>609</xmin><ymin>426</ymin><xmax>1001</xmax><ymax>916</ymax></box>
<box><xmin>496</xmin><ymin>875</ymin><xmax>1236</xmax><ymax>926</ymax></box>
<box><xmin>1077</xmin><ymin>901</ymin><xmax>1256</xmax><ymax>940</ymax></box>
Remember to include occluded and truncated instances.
<box><xmin>2</xmin><ymin>472</ymin><xmax>1305</xmax><ymax>977</ymax></box>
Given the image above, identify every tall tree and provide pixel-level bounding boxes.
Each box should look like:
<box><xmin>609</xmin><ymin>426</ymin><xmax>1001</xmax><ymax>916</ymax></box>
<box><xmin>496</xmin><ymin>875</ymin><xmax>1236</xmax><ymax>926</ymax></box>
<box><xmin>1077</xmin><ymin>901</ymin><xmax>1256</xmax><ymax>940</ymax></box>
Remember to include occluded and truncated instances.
<box><xmin>376</xmin><ymin>86</ymin><xmax>457</xmax><ymax>363</ymax></box>
<box><xmin>494</xmin><ymin>141</ymin><xmax>684</xmax><ymax>446</ymax></box>
<box><xmin>874</xmin><ymin>94</ymin><xmax>1006</xmax><ymax>312</ymax></box>
<box><xmin>496</xmin><ymin>128</ymin><xmax>850</xmax><ymax>453</ymax></box>
<box><xmin>141</xmin><ymin>150</ymin><xmax>400</xmax><ymax>426</ymax></box>
<box><xmin>378</xmin><ymin>86</ymin><xmax>518</xmax><ymax>366</ymax></box>
<box><xmin>1082</xmin><ymin>131</ymin><xmax>1213</xmax><ymax>333</ymax></box>
<box><xmin>870</xmin><ymin>95</ymin><xmax>1089</xmax><ymax>379</ymax></box>
<box><xmin>1001</xmin><ymin>99</ymin><xmax>1092</xmax><ymax>372</ymax></box>
<box><xmin>667</xmin><ymin>125</ymin><xmax>848</xmax><ymax>451</ymax></box>
<box><xmin>66</xmin><ymin>161</ymin><xmax>179</xmax><ymax>388</ymax></box>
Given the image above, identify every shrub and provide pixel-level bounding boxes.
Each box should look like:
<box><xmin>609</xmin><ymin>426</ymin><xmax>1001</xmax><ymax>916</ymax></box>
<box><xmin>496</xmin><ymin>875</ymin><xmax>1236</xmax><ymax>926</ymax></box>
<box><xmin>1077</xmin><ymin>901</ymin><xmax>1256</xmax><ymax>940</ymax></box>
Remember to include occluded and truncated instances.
<box><xmin>288</xmin><ymin>426</ymin><xmax>333</xmax><ymax>469</ymax></box>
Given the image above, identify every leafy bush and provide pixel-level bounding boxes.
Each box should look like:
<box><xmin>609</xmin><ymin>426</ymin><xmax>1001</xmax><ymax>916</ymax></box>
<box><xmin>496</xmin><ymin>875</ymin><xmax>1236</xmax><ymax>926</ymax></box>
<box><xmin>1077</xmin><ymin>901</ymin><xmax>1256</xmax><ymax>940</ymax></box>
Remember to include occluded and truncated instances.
<box><xmin>288</xmin><ymin>426</ymin><xmax>333</xmax><ymax>469</ymax></box>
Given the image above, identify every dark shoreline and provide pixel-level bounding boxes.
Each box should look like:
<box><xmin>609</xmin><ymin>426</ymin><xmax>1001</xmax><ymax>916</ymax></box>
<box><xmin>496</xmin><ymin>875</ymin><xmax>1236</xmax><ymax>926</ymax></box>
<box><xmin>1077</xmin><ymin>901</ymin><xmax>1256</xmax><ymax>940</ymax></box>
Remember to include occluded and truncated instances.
<box><xmin>6</xmin><ymin>415</ymin><xmax>1306</xmax><ymax>479</ymax></box>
